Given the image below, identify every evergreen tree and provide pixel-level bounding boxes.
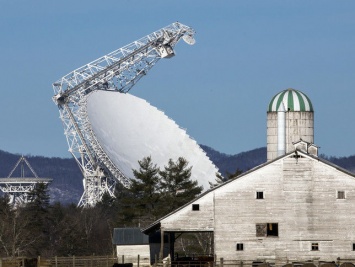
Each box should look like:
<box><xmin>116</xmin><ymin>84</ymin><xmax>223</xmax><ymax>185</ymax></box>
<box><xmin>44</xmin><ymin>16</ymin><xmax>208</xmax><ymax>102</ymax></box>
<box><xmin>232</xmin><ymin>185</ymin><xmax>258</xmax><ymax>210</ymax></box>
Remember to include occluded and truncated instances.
<box><xmin>24</xmin><ymin>183</ymin><xmax>51</xmax><ymax>256</ymax></box>
<box><xmin>45</xmin><ymin>202</ymin><xmax>66</xmax><ymax>256</ymax></box>
<box><xmin>27</xmin><ymin>183</ymin><xmax>50</xmax><ymax>212</ymax></box>
<box><xmin>0</xmin><ymin>194</ymin><xmax>11</xmax><ymax>216</ymax></box>
<box><xmin>226</xmin><ymin>168</ymin><xmax>243</xmax><ymax>180</ymax></box>
<box><xmin>97</xmin><ymin>192</ymin><xmax>116</xmax><ymax>217</ymax></box>
<box><xmin>132</xmin><ymin>157</ymin><xmax>160</xmax><ymax>209</ymax></box>
<box><xmin>209</xmin><ymin>172</ymin><xmax>225</xmax><ymax>188</ymax></box>
<box><xmin>209</xmin><ymin>168</ymin><xmax>243</xmax><ymax>188</ymax></box>
<box><xmin>113</xmin><ymin>183</ymin><xmax>136</xmax><ymax>226</ymax></box>
<box><xmin>159</xmin><ymin>157</ymin><xmax>202</xmax><ymax>214</ymax></box>
<box><xmin>123</xmin><ymin>156</ymin><xmax>161</xmax><ymax>226</ymax></box>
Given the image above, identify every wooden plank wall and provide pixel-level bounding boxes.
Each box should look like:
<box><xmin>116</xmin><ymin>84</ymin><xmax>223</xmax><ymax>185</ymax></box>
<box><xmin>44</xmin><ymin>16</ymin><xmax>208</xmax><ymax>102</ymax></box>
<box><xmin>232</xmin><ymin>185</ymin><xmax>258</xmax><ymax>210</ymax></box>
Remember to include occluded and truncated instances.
<box><xmin>160</xmin><ymin>154</ymin><xmax>355</xmax><ymax>265</ymax></box>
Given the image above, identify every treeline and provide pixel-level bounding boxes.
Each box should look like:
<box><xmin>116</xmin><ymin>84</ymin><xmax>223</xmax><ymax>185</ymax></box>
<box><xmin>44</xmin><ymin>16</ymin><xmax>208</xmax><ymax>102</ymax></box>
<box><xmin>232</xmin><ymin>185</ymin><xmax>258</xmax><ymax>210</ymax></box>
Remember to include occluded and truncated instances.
<box><xmin>200</xmin><ymin>145</ymin><xmax>267</xmax><ymax>175</ymax></box>
<box><xmin>0</xmin><ymin>150</ymin><xmax>83</xmax><ymax>204</ymax></box>
<box><xmin>1</xmin><ymin>147</ymin><xmax>354</xmax><ymax>205</ymax></box>
<box><xmin>320</xmin><ymin>154</ymin><xmax>355</xmax><ymax>172</ymax></box>
<box><xmin>0</xmin><ymin>157</ymin><xmax>203</xmax><ymax>258</ymax></box>
<box><xmin>0</xmin><ymin>151</ymin><xmax>82</xmax><ymax>190</ymax></box>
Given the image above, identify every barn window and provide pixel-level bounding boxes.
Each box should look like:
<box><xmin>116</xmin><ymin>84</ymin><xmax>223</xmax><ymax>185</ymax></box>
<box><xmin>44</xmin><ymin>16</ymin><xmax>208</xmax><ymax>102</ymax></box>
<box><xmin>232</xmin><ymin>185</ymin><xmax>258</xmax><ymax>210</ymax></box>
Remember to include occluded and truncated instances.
<box><xmin>337</xmin><ymin>191</ymin><xmax>345</xmax><ymax>199</ymax></box>
<box><xmin>192</xmin><ymin>204</ymin><xmax>200</xmax><ymax>211</ymax></box>
<box><xmin>256</xmin><ymin>191</ymin><xmax>264</xmax><ymax>199</ymax></box>
<box><xmin>256</xmin><ymin>224</ymin><xmax>266</xmax><ymax>237</ymax></box>
<box><xmin>267</xmin><ymin>223</ymin><xmax>278</xmax><ymax>236</ymax></box>
<box><xmin>256</xmin><ymin>223</ymin><xmax>278</xmax><ymax>237</ymax></box>
<box><xmin>311</xmin><ymin>243</ymin><xmax>319</xmax><ymax>251</ymax></box>
<box><xmin>236</xmin><ymin>243</ymin><xmax>244</xmax><ymax>251</ymax></box>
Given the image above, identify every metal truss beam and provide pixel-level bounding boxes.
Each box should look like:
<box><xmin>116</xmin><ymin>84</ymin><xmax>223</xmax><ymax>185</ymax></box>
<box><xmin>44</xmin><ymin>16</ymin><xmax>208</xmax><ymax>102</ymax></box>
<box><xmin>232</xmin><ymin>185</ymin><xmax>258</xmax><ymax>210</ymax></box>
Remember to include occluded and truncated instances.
<box><xmin>52</xmin><ymin>22</ymin><xmax>195</xmax><ymax>207</ymax></box>
<box><xmin>0</xmin><ymin>156</ymin><xmax>52</xmax><ymax>206</ymax></box>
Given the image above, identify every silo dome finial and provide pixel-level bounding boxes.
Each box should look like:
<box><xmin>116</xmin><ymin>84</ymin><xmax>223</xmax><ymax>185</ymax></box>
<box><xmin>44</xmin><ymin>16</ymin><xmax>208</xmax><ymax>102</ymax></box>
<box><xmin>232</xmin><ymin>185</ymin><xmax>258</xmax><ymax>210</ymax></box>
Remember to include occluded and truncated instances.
<box><xmin>268</xmin><ymin>88</ymin><xmax>313</xmax><ymax>112</ymax></box>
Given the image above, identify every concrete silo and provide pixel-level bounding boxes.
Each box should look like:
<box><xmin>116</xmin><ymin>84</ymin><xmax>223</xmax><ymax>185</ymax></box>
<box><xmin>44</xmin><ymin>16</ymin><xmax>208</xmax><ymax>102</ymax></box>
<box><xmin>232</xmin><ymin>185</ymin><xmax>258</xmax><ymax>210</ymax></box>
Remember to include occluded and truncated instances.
<box><xmin>267</xmin><ymin>88</ymin><xmax>314</xmax><ymax>161</ymax></box>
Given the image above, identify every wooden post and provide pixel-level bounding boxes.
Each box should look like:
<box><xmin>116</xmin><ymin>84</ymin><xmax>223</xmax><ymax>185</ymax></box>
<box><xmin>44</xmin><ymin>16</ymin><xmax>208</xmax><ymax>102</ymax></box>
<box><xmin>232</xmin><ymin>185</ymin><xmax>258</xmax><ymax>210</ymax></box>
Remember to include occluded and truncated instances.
<box><xmin>169</xmin><ymin>233</ymin><xmax>175</xmax><ymax>262</ymax></box>
<box><xmin>122</xmin><ymin>255</ymin><xmax>124</xmax><ymax>264</ymax></box>
<box><xmin>73</xmin><ymin>255</ymin><xmax>75</xmax><ymax>267</ymax></box>
<box><xmin>37</xmin><ymin>256</ymin><xmax>41</xmax><ymax>267</ymax></box>
<box><xmin>137</xmin><ymin>255</ymin><xmax>140</xmax><ymax>267</ymax></box>
<box><xmin>220</xmin><ymin>258</ymin><xmax>223</xmax><ymax>267</ymax></box>
<box><xmin>0</xmin><ymin>257</ymin><xmax>2</xmax><ymax>267</ymax></box>
<box><xmin>55</xmin><ymin>256</ymin><xmax>58</xmax><ymax>267</ymax></box>
<box><xmin>160</xmin><ymin>229</ymin><xmax>164</xmax><ymax>261</ymax></box>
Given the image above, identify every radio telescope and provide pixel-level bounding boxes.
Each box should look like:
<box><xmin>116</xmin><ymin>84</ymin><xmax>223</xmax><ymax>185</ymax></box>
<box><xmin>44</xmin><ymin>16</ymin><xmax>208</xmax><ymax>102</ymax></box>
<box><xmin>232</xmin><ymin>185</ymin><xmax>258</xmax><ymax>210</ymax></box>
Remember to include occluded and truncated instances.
<box><xmin>52</xmin><ymin>22</ymin><xmax>218</xmax><ymax>207</ymax></box>
<box><xmin>0</xmin><ymin>156</ymin><xmax>52</xmax><ymax>206</ymax></box>
<box><xmin>86</xmin><ymin>90</ymin><xmax>218</xmax><ymax>190</ymax></box>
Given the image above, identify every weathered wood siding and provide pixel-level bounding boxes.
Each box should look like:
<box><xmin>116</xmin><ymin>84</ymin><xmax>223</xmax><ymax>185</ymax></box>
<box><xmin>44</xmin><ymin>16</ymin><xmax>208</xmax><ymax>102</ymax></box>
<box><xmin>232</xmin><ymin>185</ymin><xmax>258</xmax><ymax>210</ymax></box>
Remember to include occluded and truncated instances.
<box><xmin>116</xmin><ymin>244</ymin><xmax>150</xmax><ymax>258</ymax></box>
<box><xmin>161</xmin><ymin>192</ymin><xmax>214</xmax><ymax>231</ymax></box>
<box><xmin>214</xmin><ymin>155</ymin><xmax>355</xmax><ymax>262</ymax></box>
<box><xmin>159</xmin><ymin>153</ymin><xmax>355</xmax><ymax>264</ymax></box>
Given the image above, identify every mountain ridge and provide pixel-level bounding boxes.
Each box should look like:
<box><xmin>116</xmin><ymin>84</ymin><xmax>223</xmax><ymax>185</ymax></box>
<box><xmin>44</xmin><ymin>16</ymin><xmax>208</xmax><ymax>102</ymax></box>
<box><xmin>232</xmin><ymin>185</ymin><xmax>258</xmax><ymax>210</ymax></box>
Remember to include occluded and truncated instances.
<box><xmin>0</xmin><ymin>146</ymin><xmax>354</xmax><ymax>204</ymax></box>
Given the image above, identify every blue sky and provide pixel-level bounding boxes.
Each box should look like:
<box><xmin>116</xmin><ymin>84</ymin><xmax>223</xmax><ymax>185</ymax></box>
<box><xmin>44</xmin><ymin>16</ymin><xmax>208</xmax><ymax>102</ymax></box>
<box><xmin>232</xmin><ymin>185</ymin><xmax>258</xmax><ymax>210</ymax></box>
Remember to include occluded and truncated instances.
<box><xmin>0</xmin><ymin>0</ymin><xmax>354</xmax><ymax>158</ymax></box>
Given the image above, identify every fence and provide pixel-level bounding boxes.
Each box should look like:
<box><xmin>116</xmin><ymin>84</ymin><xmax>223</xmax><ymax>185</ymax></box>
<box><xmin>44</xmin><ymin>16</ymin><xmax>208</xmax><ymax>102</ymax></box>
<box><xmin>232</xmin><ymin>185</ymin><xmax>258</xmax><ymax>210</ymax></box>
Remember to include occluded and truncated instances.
<box><xmin>0</xmin><ymin>255</ymin><xmax>152</xmax><ymax>267</ymax></box>
<box><xmin>0</xmin><ymin>255</ymin><xmax>118</xmax><ymax>267</ymax></box>
<box><xmin>1</xmin><ymin>256</ymin><xmax>355</xmax><ymax>267</ymax></box>
<box><xmin>214</xmin><ymin>259</ymin><xmax>355</xmax><ymax>267</ymax></box>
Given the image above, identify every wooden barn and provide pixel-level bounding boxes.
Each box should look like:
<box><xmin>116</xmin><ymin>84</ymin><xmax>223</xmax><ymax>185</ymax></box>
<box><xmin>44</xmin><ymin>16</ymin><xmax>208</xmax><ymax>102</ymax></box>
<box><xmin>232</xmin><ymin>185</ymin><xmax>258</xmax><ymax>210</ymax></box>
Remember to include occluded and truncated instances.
<box><xmin>142</xmin><ymin>89</ymin><xmax>355</xmax><ymax>266</ymax></box>
<box><xmin>113</xmin><ymin>228</ymin><xmax>169</xmax><ymax>265</ymax></box>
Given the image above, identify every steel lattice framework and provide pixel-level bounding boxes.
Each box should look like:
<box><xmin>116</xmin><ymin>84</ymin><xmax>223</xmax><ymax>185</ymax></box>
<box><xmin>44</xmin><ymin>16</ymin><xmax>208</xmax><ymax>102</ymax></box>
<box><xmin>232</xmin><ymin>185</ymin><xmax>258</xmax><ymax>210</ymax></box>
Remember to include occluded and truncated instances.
<box><xmin>52</xmin><ymin>22</ymin><xmax>195</xmax><ymax>207</ymax></box>
<box><xmin>0</xmin><ymin>156</ymin><xmax>52</xmax><ymax>206</ymax></box>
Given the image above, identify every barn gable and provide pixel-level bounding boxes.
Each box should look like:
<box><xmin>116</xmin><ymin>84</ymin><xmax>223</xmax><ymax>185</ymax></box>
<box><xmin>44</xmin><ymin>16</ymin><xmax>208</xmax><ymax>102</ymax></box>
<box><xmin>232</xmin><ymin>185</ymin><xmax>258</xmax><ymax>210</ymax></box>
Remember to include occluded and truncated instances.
<box><xmin>143</xmin><ymin>149</ymin><xmax>355</xmax><ymax>264</ymax></box>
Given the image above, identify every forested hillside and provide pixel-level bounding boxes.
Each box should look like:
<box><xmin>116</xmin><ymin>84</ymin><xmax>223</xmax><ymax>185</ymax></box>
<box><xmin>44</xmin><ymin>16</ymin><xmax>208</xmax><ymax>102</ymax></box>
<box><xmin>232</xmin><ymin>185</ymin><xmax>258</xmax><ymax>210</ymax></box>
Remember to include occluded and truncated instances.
<box><xmin>200</xmin><ymin>145</ymin><xmax>267</xmax><ymax>176</ymax></box>
<box><xmin>202</xmin><ymin>146</ymin><xmax>355</xmax><ymax>174</ymax></box>
<box><xmin>320</xmin><ymin>154</ymin><xmax>355</xmax><ymax>172</ymax></box>
<box><xmin>0</xmin><ymin>147</ymin><xmax>354</xmax><ymax>204</ymax></box>
<box><xmin>0</xmin><ymin>150</ymin><xmax>82</xmax><ymax>204</ymax></box>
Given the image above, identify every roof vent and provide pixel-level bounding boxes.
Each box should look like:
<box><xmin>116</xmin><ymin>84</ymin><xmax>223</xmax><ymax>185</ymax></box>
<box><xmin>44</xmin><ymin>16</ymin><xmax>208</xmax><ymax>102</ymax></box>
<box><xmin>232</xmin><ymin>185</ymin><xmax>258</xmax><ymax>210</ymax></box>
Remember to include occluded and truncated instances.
<box><xmin>293</xmin><ymin>139</ymin><xmax>318</xmax><ymax>157</ymax></box>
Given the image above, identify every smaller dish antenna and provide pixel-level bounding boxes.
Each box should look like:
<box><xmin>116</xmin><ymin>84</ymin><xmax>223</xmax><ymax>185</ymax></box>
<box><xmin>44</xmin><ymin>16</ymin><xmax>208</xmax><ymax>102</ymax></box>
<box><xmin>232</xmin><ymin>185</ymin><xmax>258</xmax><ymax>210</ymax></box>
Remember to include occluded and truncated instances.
<box><xmin>183</xmin><ymin>34</ymin><xmax>196</xmax><ymax>45</ymax></box>
<box><xmin>0</xmin><ymin>156</ymin><xmax>52</xmax><ymax>206</ymax></box>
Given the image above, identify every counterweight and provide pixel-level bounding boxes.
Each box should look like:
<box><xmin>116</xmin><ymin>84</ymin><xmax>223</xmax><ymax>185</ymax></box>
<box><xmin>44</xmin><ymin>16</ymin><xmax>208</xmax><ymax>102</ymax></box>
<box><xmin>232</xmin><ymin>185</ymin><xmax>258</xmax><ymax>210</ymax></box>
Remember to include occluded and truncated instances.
<box><xmin>52</xmin><ymin>22</ymin><xmax>195</xmax><ymax>207</ymax></box>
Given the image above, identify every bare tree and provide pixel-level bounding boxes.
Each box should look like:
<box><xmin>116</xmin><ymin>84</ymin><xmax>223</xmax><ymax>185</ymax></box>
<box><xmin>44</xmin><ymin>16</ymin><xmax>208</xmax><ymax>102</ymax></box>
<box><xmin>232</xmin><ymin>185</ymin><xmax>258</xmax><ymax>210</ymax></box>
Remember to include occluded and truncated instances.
<box><xmin>0</xmin><ymin>206</ymin><xmax>40</xmax><ymax>257</ymax></box>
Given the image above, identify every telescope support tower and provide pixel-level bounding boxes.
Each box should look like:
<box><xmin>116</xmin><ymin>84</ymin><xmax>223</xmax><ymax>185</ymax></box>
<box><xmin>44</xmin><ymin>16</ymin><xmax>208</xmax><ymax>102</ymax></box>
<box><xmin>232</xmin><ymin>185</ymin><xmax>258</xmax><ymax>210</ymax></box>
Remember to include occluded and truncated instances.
<box><xmin>52</xmin><ymin>22</ymin><xmax>195</xmax><ymax>207</ymax></box>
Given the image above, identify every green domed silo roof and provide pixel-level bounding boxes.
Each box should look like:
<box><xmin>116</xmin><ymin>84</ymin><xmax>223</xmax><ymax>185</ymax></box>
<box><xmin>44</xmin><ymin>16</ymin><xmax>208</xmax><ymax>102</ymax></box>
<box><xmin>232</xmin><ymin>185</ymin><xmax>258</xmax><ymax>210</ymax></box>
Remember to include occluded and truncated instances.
<box><xmin>268</xmin><ymin>88</ymin><xmax>313</xmax><ymax>112</ymax></box>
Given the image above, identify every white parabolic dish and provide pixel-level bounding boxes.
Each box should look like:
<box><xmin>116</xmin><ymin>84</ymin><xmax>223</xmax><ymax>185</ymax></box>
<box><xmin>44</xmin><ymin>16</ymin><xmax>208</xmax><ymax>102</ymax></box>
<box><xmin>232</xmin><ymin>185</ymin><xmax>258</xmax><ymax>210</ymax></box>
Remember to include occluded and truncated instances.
<box><xmin>86</xmin><ymin>90</ymin><xmax>219</xmax><ymax>191</ymax></box>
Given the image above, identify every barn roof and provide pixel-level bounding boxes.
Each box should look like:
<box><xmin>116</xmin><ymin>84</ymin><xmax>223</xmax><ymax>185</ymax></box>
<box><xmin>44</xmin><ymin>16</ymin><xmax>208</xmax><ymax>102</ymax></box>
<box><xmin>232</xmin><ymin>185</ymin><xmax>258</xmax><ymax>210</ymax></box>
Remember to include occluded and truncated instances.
<box><xmin>142</xmin><ymin>149</ymin><xmax>355</xmax><ymax>234</ymax></box>
<box><xmin>113</xmin><ymin>228</ymin><xmax>149</xmax><ymax>245</ymax></box>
